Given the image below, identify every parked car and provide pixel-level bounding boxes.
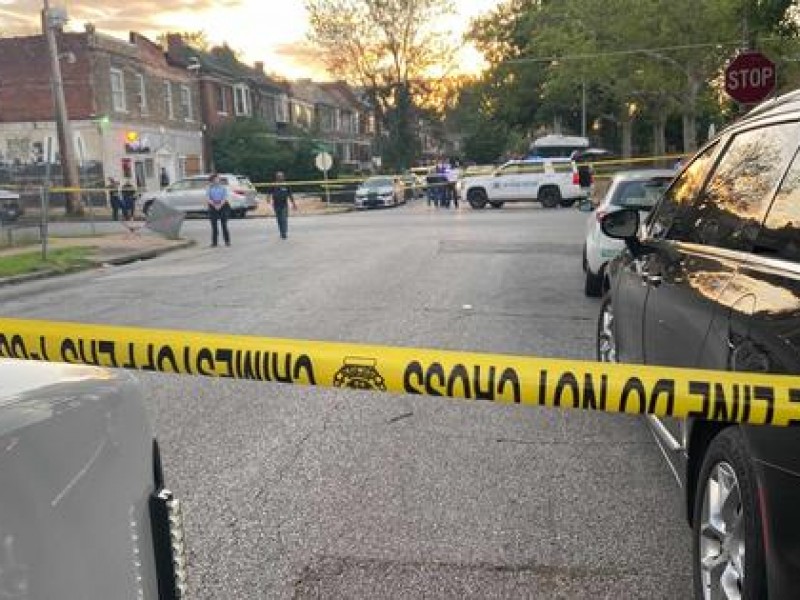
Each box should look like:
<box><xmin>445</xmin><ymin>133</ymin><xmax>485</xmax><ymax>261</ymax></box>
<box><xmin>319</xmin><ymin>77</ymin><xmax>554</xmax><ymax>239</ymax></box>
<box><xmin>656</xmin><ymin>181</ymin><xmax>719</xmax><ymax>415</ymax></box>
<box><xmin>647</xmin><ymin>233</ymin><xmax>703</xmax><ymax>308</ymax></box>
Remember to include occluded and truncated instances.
<box><xmin>581</xmin><ymin>169</ymin><xmax>674</xmax><ymax>296</ymax></box>
<box><xmin>400</xmin><ymin>172</ymin><xmax>424</xmax><ymax>200</ymax></box>
<box><xmin>354</xmin><ymin>176</ymin><xmax>405</xmax><ymax>209</ymax></box>
<box><xmin>460</xmin><ymin>158</ymin><xmax>588</xmax><ymax>209</ymax></box>
<box><xmin>0</xmin><ymin>188</ymin><xmax>22</xmax><ymax>223</ymax></box>
<box><xmin>0</xmin><ymin>358</ymin><xmax>186</xmax><ymax>599</ymax></box>
<box><xmin>597</xmin><ymin>89</ymin><xmax>800</xmax><ymax>600</ymax></box>
<box><xmin>142</xmin><ymin>173</ymin><xmax>258</xmax><ymax>218</ymax></box>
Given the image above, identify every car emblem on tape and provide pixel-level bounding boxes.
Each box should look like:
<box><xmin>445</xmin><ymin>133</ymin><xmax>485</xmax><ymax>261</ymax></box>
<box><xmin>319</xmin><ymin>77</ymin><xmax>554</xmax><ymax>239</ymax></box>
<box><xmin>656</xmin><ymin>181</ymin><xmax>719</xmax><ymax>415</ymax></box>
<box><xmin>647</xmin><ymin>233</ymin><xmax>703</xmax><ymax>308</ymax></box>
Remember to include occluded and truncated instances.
<box><xmin>333</xmin><ymin>357</ymin><xmax>387</xmax><ymax>391</ymax></box>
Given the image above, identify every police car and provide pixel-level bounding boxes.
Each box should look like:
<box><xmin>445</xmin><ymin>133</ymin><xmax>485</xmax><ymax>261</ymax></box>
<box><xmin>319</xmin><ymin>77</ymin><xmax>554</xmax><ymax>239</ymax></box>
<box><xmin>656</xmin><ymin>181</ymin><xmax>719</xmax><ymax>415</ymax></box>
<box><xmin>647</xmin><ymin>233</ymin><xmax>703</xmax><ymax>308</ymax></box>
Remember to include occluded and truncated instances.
<box><xmin>459</xmin><ymin>158</ymin><xmax>588</xmax><ymax>209</ymax></box>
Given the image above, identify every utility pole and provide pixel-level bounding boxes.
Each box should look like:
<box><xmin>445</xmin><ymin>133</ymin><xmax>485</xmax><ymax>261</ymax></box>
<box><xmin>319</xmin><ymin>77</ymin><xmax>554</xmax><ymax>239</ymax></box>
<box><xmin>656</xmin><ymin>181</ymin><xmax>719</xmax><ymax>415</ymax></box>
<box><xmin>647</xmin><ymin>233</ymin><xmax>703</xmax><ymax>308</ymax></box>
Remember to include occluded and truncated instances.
<box><xmin>42</xmin><ymin>0</ymin><xmax>83</xmax><ymax>214</ymax></box>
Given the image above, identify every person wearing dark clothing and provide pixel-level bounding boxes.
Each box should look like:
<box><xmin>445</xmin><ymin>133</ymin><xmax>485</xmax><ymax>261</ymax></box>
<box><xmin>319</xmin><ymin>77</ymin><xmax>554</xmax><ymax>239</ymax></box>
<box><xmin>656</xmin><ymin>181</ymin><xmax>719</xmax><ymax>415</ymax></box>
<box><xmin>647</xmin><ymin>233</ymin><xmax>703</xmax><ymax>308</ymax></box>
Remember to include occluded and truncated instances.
<box><xmin>269</xmin><ymin>171</ymin><xmax>297</xmax><ymax>239</ymax></box>
<box><xmin>107</xmin><ymin>177</ymin><xmax>121</xmax><ymax>221</ymax></box>
<box><xmin>207</xmin><ymin>173</ymin><xmax>230</xmax><ymax>247</ymax></box>
<box><xmin>120</xmin><ymin>180</ymin><xmax>137</xmax><ymax>220</ymax></box>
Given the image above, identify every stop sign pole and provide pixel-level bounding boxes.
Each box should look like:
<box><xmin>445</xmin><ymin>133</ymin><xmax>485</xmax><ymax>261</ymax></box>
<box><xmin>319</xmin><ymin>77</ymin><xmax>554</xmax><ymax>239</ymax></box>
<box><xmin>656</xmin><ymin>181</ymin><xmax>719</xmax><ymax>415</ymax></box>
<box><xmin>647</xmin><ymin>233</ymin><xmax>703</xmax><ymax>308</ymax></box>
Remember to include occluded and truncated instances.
<box><xmin>724</xmin><ymin>51</ymin><xmax>777</xmax><ymax>105</ymax></box>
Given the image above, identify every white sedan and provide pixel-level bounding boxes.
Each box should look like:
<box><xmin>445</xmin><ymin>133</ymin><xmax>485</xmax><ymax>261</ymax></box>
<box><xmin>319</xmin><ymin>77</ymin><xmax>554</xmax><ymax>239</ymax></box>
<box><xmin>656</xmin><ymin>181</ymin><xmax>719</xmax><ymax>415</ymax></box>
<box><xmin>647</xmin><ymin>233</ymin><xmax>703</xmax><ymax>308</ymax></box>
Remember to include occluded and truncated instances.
<box><xmin>354</xmin><ymin>176</ymin><xmax>405</xmax><ymax>209</ymax></box>
<box><xmin>581</xmin><ymin>169</ymin><xmax>674</xmax><ymax>296</ymax></box>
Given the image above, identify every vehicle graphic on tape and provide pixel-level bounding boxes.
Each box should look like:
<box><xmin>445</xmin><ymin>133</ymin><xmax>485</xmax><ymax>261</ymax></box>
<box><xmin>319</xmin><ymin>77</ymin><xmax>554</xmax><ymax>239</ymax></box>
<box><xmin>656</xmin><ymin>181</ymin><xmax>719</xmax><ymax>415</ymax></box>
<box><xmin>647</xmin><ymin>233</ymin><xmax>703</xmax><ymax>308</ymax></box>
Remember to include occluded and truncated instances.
<box><xmin>333</xmin><ymin>357</ymin><xmax>387</xmax><ymax>391</ymax></box>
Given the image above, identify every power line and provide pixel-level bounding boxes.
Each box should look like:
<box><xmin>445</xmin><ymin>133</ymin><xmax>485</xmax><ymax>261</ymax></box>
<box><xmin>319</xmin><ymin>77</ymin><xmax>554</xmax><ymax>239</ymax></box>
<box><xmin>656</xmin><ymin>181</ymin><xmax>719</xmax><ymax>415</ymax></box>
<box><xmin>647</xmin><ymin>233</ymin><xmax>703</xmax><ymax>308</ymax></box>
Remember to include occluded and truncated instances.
<box><xmin>503</xmin><ymin>39</ymin><xmax>764</xmax><ymax>65</ymax></box>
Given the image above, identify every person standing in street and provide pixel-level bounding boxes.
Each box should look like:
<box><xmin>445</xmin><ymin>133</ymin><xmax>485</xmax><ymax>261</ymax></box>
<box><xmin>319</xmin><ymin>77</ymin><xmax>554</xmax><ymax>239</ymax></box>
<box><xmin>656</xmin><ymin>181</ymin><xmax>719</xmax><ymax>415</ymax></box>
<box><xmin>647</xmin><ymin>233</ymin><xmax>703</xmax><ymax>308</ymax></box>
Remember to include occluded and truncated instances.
<box><xmin>207</xmin><ymin>173</ymin><xmax>231</xmax><ymax>247</ymax></box>
<box><xmin>120</xmin><ymin>179</ymin><xmax>137</xmax><ymax>220</ymax></box>
<box><xmin>446</xmin><ymin>160</ymin><xmax>460</xmax><ymax>208</ymax></box>
<box><xmin>107</xmin><ymin>177</ymin><xmax>121</xmax><ymax>221</ymax></box>
<box><xmin>270</xmin><ymin>171</ymin><xmax>297</xmax><ymax>240</ymax></box>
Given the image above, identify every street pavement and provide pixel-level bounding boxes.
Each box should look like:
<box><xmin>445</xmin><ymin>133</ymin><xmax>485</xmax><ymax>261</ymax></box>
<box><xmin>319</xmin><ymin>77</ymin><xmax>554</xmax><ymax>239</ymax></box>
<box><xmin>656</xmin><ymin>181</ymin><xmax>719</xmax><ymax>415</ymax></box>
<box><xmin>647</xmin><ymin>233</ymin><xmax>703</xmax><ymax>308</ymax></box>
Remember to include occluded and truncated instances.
<box><xmin>0</xmin><ymin>199</ymin><xmax>692</xmax><ymax>598</ymax></box>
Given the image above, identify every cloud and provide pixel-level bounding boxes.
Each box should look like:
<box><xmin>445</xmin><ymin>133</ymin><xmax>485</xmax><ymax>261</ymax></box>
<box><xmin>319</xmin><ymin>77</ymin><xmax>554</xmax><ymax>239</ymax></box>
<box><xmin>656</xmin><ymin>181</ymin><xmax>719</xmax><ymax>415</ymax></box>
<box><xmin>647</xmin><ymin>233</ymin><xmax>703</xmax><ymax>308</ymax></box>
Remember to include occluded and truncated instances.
<box><xmin>271</xmin><ymin>40</ymin><xmax>329</xmax><ymax>78</ymax></box>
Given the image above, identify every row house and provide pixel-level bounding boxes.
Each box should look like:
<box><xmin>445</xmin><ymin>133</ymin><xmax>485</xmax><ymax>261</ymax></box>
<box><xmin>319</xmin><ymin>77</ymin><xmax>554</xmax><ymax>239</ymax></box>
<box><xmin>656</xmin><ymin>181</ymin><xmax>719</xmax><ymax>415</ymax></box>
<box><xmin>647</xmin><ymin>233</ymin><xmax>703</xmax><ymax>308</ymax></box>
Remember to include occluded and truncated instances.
<box><xmin>290</xmin><ymin>79</ymin><xmax>375</xmax><ymax>171</ymax></box>
<box><xmin>165</xmin><ymin>36</ymin><xmax>291</xmax><ymax>171</ymax></box>
<box><xmin>0</xmin><ymin>24</ymin><xmax>378</xmax><ymax>191</ymax></box>
<box><xmin>0</xmin><ymin>25</ymin><xmax>204</xmax><ymax>192</ymax></box>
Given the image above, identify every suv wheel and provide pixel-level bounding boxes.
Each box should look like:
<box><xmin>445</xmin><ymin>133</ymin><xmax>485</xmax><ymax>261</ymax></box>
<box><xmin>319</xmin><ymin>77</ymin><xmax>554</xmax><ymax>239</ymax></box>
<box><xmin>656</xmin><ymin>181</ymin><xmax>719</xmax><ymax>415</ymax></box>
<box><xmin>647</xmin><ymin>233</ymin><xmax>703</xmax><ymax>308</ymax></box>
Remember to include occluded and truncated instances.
<box><xmin>693</xmin><ymin>428</ymin><xmax>767</xmax><ymax>600</ymax></box>
<box><xmin>468</xmin><ymin>189</ymin><xmax>488</xmax><ymax>209</ymax></box>
<box><xmin>142</xmin><ymin>199</ymin><xmax>154</xmax><ymax>215</ymax></box>
<box><xmin>584</xmin><ymin>265</ymin><xmax>603</xmax><ymax>297</ymax></box>
<box><xmin>596</xmin><ymin>295</ymin><xmax>616</xmax><ymax>362</ymax></box>
<box><xmin>538</xmin><ymin>186</ymin><xmax>561</xmax><ymax>208</ymax></box>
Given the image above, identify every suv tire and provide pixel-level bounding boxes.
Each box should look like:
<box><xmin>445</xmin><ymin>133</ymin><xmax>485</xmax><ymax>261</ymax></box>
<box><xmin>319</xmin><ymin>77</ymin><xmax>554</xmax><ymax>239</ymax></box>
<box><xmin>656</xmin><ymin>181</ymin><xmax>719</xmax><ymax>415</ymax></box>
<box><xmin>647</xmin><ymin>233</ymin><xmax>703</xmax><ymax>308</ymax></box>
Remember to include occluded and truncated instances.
<box><xmin>692</xmin><ymin>427</ymin><xmax>767</xmax><ymax>600</ymax></box>
<box><xmin>538</xmin><ymin>186</ymin><xmax>561</xmax><ymax>208</ymax></box>
<box><xmin>468</xmin><ymin>189</ymin><xmax>488</xmax><ymax>209</ymax></box>
<box><xmin>584</xmin><ymin>267</ymin><xmax>603</xmax><ymax>297</ymax></box>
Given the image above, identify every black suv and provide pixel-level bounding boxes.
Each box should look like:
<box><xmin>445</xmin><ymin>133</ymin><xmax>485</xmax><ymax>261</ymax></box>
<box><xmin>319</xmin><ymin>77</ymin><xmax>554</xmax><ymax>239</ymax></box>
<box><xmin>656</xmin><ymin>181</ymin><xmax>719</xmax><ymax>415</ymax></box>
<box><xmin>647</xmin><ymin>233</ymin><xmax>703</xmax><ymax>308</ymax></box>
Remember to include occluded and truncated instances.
<box><xmin>598</xmin><ymin>89</ymin><xmax>800</xmax><ymax>599</ymax></box>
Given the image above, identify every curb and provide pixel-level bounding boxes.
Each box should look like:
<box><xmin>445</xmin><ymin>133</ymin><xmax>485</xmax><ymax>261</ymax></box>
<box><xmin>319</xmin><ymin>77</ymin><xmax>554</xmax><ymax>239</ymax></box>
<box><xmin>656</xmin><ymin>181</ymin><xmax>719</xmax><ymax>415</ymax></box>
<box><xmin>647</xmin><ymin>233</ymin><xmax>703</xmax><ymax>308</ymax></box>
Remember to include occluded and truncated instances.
<box><xmin>0</xmin><ymin>238</ymin><xmax>195</xmax><ymax>288</ymax></box>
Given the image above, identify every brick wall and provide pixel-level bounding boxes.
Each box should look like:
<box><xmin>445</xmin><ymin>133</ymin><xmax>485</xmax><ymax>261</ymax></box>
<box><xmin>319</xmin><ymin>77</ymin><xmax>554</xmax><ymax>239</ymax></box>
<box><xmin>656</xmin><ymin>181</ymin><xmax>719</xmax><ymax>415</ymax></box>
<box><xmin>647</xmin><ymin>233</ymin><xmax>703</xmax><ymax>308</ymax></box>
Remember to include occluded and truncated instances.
<box><xmin>0</xmin><ymin>33</ymin><xmax>95</xmax><ymax>122</ymax></box>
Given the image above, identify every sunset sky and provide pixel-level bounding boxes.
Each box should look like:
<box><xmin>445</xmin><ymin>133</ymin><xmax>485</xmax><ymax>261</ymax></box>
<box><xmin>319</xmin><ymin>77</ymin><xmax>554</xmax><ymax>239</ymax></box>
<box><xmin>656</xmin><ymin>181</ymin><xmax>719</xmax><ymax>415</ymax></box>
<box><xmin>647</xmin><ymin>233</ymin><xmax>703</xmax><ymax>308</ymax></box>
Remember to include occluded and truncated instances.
<box><xmin>2</xmin><ymin>0</ymin><xmax>501</xmax><ymax>79</ymax></box>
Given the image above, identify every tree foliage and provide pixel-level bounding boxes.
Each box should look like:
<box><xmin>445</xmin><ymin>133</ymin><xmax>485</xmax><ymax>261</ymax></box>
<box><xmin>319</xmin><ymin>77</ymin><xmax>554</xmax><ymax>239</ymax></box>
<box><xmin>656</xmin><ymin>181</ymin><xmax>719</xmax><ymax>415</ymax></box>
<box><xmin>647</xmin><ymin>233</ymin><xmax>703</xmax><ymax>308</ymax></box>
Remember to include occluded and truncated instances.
<box><xmin>305</xmin><ymin>0</ymin><xmax>457</xmax><ymax>169</ymax></box>
<box><xmin>157</xmin><ymin>31</ymin><xmax>210</xmax><ymax>51</ymax></box>
<box><xmin>211</xmin><ymin>119</ymin><xmax>323</xmax><ymax>184</ymax></box>
<box><xmin>455</xmin><ymin>0</ymin><xmax>797</xmax><ymax>160</ymax></box>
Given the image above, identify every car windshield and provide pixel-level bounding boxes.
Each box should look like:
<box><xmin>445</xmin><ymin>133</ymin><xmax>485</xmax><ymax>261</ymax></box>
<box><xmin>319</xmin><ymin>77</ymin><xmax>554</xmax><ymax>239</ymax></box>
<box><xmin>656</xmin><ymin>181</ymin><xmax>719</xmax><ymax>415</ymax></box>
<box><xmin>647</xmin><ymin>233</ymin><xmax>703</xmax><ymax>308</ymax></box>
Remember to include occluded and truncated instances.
<box><xmin>611</xmin><ymin>178</ymin><xmax>671</xmax><ymax>209</ymax></box>
<box><xmin>362</xmin><ymin>178</ymin><xmax>393</xmax><ymax>189</ymax></box>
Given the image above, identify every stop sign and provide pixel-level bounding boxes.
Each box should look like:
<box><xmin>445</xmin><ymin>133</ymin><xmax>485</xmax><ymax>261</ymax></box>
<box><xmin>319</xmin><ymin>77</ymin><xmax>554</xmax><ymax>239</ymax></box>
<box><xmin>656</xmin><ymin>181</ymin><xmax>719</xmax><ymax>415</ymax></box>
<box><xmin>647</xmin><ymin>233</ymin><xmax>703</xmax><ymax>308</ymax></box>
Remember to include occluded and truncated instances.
<box><xmin>725</xmin><ymin>51</ymin><xmax>776</xmax><ymax>104</ymax></box>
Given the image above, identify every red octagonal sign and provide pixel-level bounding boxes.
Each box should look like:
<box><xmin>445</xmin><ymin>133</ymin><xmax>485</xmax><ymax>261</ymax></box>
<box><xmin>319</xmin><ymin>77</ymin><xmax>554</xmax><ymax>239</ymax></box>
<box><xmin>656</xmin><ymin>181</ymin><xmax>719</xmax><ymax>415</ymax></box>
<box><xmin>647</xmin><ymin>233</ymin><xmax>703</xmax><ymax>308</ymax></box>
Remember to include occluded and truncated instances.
<box><xmin>725</xmin><ymin>51</ymin><xmax>776</xmax><ymax>104</ymax></box>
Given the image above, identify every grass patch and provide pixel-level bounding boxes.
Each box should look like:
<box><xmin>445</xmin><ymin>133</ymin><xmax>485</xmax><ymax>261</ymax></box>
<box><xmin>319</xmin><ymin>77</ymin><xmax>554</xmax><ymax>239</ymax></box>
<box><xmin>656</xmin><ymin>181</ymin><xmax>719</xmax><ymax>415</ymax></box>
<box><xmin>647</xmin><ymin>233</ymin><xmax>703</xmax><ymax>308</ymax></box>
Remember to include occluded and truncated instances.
<box><xmin>0</xmin><ymin>246</ymin><xmax>94</xmax><ymax>277</ymax></box>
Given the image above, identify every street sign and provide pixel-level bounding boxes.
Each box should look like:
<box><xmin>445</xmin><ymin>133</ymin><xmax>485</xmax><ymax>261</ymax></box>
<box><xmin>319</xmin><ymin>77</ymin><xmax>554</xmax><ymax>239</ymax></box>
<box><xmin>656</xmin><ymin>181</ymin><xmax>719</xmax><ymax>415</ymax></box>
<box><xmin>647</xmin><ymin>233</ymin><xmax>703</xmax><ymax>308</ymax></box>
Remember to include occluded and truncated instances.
<box><xmin>315</xmin><ymin>152</ymin><xmax>333</xmax><ymax>172</ymax></box>
<box><xmin>725</xmin><ymin>51</ymin><xmax>776</xmax><ymax>105</ymax></box>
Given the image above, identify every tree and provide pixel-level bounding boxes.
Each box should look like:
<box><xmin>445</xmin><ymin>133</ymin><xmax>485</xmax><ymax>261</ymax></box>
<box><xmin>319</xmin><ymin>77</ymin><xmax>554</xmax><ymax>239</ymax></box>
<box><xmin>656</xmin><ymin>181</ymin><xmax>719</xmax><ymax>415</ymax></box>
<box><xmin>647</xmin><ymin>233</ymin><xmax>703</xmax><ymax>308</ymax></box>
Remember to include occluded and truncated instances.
<box><xmin>157</xmin><ymin>31</ymin><xmax>210</xmax><ymax>51</ymax></box>
<box><xmin>305</xmin><ymin>0</ymin><xmax>457</xmax><ymax>169</ymax></box>
<box><xmin>212</xmin><ymin>119</ymin><xmax>294</xmax><ymax>184</ymax></box>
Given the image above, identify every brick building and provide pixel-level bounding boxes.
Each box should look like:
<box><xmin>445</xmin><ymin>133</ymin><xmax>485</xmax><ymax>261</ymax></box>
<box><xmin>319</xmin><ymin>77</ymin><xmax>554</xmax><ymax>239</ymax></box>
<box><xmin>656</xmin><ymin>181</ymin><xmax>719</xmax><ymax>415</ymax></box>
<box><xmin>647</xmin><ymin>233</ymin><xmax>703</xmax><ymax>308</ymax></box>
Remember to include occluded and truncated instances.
<box><xmin>0</xmin><ymin>25</ymin><xmax>204</xmax><ymax>191</ymax></box>
<box><xmin>166</xmin><ymin>36</ymin><xmax>290</xmax><ymax>172</ymax></box>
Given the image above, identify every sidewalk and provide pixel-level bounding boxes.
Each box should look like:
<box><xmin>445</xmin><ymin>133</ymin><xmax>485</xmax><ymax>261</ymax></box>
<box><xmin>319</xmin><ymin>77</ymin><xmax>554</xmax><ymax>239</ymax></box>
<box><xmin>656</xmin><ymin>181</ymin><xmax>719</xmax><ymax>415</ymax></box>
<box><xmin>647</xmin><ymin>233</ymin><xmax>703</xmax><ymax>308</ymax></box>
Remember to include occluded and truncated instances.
<box><xmin>0</xmin><ymin>230</ymin><xmax>194</xmax><ymax>287</ymax></box>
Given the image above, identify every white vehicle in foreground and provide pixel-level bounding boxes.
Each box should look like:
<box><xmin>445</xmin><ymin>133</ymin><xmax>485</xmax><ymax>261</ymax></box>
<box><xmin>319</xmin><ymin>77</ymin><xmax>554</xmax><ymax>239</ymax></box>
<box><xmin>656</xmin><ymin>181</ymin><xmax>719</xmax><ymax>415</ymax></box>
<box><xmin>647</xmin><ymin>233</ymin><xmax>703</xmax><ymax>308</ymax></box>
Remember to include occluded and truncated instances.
<box><xmin>581</xmin><ymin>168</ymin><xmax>674</xmax><ymax>296</ymax></box>
<box><xmin>0</xmin><ymin>358</ymin><xmax>186</xmax><ymax>599</ymax></box>
<box><xmin>460</xmin><ymin>158</ymin><xmax>588</xmax><ymax>209</ymax></box>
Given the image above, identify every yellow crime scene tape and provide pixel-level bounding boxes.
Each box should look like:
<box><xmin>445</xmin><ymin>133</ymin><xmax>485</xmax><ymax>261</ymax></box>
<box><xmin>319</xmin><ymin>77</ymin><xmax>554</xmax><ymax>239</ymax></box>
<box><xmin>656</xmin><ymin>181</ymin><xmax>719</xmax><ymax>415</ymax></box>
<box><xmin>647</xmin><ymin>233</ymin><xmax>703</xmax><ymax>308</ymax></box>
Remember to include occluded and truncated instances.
<box><xmin>1</xmin><ymin>318</ymin><xmax>799</xmax><ymax>427</ymax></box>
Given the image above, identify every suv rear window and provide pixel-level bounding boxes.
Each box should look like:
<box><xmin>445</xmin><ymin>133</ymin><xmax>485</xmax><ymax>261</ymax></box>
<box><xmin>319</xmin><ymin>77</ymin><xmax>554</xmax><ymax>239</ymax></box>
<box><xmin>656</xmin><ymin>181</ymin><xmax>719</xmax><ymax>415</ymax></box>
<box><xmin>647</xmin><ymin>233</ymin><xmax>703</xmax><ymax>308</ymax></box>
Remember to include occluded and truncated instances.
<box><xmin>611</xmin><ymin>179</ymin><xmax>670</xmax><ymax>210</ymax></box>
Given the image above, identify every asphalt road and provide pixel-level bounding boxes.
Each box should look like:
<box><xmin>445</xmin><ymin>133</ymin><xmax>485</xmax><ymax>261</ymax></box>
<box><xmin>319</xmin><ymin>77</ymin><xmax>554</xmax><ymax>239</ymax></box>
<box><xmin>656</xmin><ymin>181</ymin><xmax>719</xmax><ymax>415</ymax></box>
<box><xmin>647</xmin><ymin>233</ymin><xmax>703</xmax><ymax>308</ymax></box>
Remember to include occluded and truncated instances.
<box><xmin>0</xmin><ymin>200</ymin><xmax>692</xmax><ymax>598</ymax></box>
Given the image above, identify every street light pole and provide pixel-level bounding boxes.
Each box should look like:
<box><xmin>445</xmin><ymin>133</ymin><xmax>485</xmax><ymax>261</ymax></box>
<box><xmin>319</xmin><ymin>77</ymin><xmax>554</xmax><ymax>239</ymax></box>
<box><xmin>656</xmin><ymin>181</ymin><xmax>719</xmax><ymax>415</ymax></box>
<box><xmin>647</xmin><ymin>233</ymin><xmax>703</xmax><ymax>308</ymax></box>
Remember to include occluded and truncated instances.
<box><xmin>42</xmin><ymin>0</ymin><xmax>82</xmax><ymax>214</ymax></box>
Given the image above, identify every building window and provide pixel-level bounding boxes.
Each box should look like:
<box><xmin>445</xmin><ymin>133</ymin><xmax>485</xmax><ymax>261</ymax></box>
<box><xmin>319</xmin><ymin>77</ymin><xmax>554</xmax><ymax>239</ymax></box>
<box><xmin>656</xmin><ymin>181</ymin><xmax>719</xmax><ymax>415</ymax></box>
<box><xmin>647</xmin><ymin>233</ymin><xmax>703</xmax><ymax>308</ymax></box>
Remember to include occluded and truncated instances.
<box><xmin>234</xmin><ymin>84</ymin><xmax>250</xmax><ymax>116</ymax></box>
<box><xmin>216</xmin><ymin>85</ymin><xmax>228</xmax><ymax>114</ymax></box>
<box><xmin>164</xmin><ymin>81</ymin><xmax>174</xmax><ymax>119</ymax></box>
<box><xmin>135</xmin><ymin>73</ymin><xmax>147</xmax><ymax>114</ymax></box>
<box><xmin>110</xmin><ymin>68</ymin><xmax>126</xmax><ymax>112</ymax></box>
<box><xmin>180</xmin><ymin>85</ymin><xmax>193</xmax><ymax>121</ymax></box>
<box><xmin>276</xmin><ymin>94</ymin><xmax>289</xmax><ymax>123</ymax></box>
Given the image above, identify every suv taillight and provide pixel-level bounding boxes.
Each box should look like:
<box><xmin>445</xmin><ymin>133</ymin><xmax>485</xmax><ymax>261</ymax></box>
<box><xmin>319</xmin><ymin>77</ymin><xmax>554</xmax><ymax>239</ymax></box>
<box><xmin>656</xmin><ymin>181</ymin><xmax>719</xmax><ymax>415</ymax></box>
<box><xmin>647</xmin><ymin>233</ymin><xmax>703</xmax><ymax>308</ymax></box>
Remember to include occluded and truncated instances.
<box><xmin>233</xmin><ymin>190</ymin><xmax>245</xmax><ymax>196</ymax></box>
<box><xmin>573</xmin><ymin>172</ymin><xmax>580</xmax><ymax>185</ymax></box>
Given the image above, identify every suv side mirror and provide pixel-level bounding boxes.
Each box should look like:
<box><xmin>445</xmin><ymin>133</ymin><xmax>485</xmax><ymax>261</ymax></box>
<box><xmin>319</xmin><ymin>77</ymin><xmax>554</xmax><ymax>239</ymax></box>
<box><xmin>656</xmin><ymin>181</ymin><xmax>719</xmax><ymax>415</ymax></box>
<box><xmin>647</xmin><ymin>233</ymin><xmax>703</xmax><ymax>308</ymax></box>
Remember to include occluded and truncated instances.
<box><xmin>601</xmin><ymin>208</ymin><xmax>640</xmax><ymax>239</ymax></box>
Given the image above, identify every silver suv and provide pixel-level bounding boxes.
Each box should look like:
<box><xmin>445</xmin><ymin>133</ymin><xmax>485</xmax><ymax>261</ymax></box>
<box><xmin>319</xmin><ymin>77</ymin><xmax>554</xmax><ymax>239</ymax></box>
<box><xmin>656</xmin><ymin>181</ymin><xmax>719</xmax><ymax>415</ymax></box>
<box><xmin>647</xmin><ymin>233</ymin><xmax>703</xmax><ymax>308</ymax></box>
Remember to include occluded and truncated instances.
<box><xmin>142</xmin><ymin>173</ymin><xmax>259</xmax><ymax>218</ymax></box>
